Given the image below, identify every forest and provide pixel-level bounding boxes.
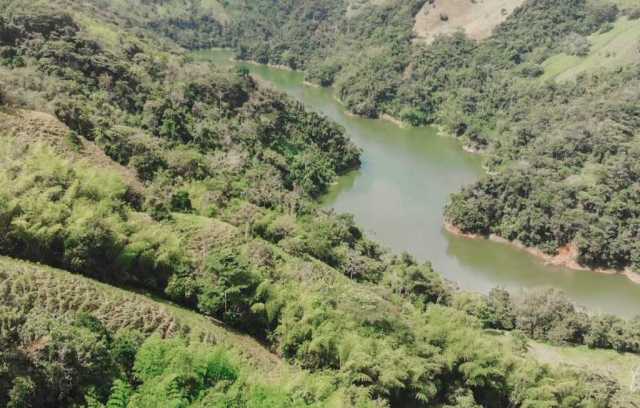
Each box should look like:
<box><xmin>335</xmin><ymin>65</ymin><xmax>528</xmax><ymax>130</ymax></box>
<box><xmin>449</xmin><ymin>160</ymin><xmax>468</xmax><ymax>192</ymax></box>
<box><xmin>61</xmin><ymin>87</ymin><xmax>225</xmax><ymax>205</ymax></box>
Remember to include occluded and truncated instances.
<box><xmin>207</xmin><ymin>0</ymin><xmax>640</xmax><ymax>274</ymax></box>
<box><xmin>1</xmin><ymin>0</ymin><xmax>640</xmax><ymax>407</ymax></box>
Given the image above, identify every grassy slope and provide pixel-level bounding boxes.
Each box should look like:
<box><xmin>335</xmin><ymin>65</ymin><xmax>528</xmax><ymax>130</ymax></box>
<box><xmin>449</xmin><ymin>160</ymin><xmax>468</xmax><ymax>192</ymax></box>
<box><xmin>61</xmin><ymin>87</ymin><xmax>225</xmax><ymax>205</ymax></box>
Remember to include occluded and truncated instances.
<box><xmin>13</xmin><ymin>250</ymin><xmax>639</xmax><ymax>399</ymax></box>
<box><xmin>0</xmin><ymin>255</ymin><xmax>292</xmax><ymax>381</ymax></box>
<box><xmin>0</xmin><ymin>106</ymin><xmax>284</xmax><ymax>376</ymax></box>
<box><xmin>0</xmin><ymin>104</ymin><xmax>362</xmax><ymax>387</ymax></box>
<box><xmin>491</xmin><ymin>331</ymin><xmax>640</xmax><ymax>396</ymax></box>
<box><xmin>413</xmin><ymin>0</ymin><xmax>527</xmax><ymax>43</ymax></box>
<box><xmin>346</xmin><ymin>0</ymin><xmax>393</xmax><ymax>17</ymax></box>
<box><xmin>527</xmin><ymin>340</ymin><xmax>640</xmax><ymax>391</ymax></box>
<box><xmin>0</xmin><ymin>109</ymin><xmax>144</xmax><ymax>193</ymax></box>
<box><xmin>542</xmin><ymin>16</ymin><xmax>640</xmax><ymax>81</ymax></box>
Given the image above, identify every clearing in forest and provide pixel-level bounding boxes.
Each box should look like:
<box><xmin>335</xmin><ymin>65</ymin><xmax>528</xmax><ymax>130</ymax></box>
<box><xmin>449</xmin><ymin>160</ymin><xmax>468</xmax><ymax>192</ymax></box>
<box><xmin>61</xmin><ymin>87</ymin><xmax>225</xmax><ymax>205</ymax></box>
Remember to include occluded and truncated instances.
<box><xmin>413</xmin><ymin>0</ymin><xmax>526</xmax><ymax>43</ymax></box>
<box><xmin>527</xmin><ymin>340</ymin><xmax>640</xmax><ymax>392</ymax></box>
<box><xmin>542</xmin><ymin>16</ymin><xmax>640</xmax><ymax>81</ymax></box>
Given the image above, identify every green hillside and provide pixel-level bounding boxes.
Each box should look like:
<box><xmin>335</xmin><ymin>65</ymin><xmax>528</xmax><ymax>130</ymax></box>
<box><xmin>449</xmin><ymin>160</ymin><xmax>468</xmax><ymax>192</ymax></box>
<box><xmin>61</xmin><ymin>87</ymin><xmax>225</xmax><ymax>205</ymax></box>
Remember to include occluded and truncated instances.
<box><xmin>2</xmin><ymin>0</ymin><xmax>640</xmax><ymax>407</ymax></box>
<box><xmin>542</xmin><ymin>16</ymin><xmax>640</xmax><ymax>81</ymax></box>
<box><xmin>177</xmin><ymin>0</ymin><xmax>640</xmax><ymax>276</ymax></box>
<box><xmin>0</xmin><ymin>256</ymin><xmax>288</xmax><ymax>375</ymax></box>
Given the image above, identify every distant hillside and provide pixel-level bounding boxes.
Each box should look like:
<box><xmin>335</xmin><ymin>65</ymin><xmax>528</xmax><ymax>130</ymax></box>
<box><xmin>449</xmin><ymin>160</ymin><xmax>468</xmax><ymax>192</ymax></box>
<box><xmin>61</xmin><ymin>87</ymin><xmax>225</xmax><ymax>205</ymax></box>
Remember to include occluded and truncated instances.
<box><xmin>542</xmin><ymin>15</ymin><xmax>640</xmax><ymax>81</ymax></box>
<box><xmin>413</xmin><ymin>0</ymin><xmax>526</xmax><ymax>43</ymax></box>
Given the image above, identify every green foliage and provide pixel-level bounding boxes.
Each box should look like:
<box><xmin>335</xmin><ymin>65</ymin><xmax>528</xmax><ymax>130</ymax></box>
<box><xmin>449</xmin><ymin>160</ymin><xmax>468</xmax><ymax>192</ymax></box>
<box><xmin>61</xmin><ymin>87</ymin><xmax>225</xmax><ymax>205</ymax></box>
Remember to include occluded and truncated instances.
<box><xmin>0</xmin><ymin>141</ymin><xmax>190</xmax><ymax>289</ymax></box>
<box><xmin>122</xmin><ymin>336</ymin><xmax>338</xmax><ymax>407</ymax></box>
<box><xmin>1</xmin><ymin>2</ymin><xmax>639</xmax><ymax>407</ymax></box>
<box><xmin>196</xmin><ymin>250</ymin><xmax>261</xmax><ymax>329</ymax></box>
<box><xmin>106</xmin><ymin>380</ymin><xmax>131</xmax><ymax>408</ymax></box>
<box><xmin>0</xmin><ymin>310</ymin><xmax>119</xmax><ymax>407</ymax></box>
<box><xmin>6</xmin><ymin>376</ymin><xmax>35</xmax><ymax>408</ymax></box>
<box><xmin>444</xmin><ymin>65</ymin><xmax>640</xmax><ymax>270</ymax></box>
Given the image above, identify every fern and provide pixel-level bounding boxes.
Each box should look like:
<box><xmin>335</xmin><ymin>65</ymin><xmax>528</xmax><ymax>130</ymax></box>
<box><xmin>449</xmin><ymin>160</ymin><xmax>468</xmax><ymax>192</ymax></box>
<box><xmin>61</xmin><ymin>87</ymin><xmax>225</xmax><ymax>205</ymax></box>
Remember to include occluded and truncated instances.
<box><xmin>106</xmin><ymin>379</ymin><xmax>131</xmax><ymax>408</ymax></box>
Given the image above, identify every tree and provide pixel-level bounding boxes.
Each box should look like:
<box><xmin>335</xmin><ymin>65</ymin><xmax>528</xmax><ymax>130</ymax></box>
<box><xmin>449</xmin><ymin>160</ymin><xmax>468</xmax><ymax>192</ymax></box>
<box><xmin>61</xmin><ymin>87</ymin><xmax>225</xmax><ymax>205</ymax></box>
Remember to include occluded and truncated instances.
<box><xmin>486</xmin><ymin>288</ymin><xmax>516</xmax><ymax>330</ymax></box>
<box><xmin>235</xmin><ymin>65</ymin><xmax>250</xmax><ymax>78</ymax></box>
<box><xmin>197</xmin><ymin>251</ymin><xmax>261</xmax><ymax>328</ymax></box>
<box><xmin>515</xmin><ymin>288</ymin><xmax>588</xmax><ymax>344</ymax></box>
<box><xmin>290</xmin><ymin>151</ymin><xmax>335</xmax><ymax>197</ymax></box>
<box><xmin>105</xmin><ymin>380</ymin><xmax>130</xmax><ymax>408</ymax></box>
<box><xmin>7</xmin><ymin>377</ymin><xmax>35</xmax><ymax>408</ymax></box>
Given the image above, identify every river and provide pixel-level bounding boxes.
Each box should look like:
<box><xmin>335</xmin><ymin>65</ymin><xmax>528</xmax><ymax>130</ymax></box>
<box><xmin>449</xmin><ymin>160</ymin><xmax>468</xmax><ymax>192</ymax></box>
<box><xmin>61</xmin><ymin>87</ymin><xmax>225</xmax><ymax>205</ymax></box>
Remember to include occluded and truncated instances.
<box><xmin>196</xmin><ymin>49</ymin><xmax>640</xmax><ymax>317</ymax></box>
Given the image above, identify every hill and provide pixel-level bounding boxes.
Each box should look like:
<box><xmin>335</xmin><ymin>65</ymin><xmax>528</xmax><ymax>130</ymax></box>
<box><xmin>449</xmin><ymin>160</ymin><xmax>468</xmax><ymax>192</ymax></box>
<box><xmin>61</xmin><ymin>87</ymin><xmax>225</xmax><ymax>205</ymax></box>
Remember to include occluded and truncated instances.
<box><xmin>191</xmin><ymin>0</ymin><xmax>640</xmax><ymax>276</ymax></box>
<box><xmin>2</xmin><ymin>0</ymin><xmax>640</xmax><ymax>407</ymax></box>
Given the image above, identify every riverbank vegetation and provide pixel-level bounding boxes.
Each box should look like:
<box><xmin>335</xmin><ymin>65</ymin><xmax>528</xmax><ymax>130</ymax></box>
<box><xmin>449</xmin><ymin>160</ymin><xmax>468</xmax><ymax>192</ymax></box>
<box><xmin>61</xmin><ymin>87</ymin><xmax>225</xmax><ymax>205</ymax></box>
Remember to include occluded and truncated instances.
<box><xmin>191</xmin><ymin>0</ymin><xmax>640</xmax><ymax>276</ymax></box>
<box><xmin>1</xmin><ymin>0</ymin><xmax>640</xmax><ymax>406</ymax></box>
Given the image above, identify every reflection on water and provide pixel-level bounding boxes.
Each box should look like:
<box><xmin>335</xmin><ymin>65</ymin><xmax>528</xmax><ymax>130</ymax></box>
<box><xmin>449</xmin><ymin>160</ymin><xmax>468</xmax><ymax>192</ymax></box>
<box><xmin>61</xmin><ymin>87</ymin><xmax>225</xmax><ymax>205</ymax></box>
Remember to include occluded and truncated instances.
<box><xmin>197</xmin><ymin>49</ymin><xmax>640</xmax><ymax>317</ymax></box>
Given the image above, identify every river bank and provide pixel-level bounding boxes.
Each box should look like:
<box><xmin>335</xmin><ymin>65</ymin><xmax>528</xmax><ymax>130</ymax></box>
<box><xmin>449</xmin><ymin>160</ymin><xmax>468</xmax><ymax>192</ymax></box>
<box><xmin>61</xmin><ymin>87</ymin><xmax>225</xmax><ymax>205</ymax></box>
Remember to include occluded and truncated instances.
<box><xmin>197</xmin><ymin>47</ymin><xmax>640</xmax><ymax>316</ymax></box>
<box><xmin>235</xmin><ymin>58</ymin><xmax>295</xmax><ymax>71</ymax></box>
<box><xmin>444</xmin><ymin>222</ymin><xmax>640</xmax><ymax>285</ymax></box>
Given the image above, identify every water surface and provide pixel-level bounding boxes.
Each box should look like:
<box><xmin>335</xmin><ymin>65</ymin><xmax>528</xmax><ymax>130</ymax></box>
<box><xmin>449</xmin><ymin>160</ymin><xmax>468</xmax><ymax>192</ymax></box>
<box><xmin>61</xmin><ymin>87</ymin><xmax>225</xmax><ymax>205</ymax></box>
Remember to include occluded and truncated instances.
<box><xmin>197</xmin><ymin>49</ymin><xmax>640</xmax><ymax>316</ymax></box>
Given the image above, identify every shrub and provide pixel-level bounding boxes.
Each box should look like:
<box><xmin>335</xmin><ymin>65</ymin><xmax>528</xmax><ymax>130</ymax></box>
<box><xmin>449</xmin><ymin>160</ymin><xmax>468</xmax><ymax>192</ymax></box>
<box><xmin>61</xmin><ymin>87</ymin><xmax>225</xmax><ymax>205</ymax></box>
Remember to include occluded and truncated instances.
<box><xmin>627</xmin><ymin>7</ymin><xmax>640</xmax><ymax>20</ymax></box>
<box><xmin>562</xmin><ymin>33</ymin><xmax>591</xmax><ymax>56</ymax></box>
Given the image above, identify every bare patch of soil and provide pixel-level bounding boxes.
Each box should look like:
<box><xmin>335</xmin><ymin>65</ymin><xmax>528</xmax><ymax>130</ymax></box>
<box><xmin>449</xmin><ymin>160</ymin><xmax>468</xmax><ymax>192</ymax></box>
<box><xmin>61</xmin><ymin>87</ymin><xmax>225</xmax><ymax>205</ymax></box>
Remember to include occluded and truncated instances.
<box><xmin>414</xmin><ymin>0</ymin><xmax>526</xmax><ymax>43</ymax></box>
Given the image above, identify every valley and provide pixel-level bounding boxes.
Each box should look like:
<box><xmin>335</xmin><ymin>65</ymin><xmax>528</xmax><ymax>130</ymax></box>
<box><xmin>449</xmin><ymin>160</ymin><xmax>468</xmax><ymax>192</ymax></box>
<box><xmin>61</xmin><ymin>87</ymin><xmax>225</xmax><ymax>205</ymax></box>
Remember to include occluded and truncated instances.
<box><xmin>197</xmin><ymin>48</ymin><xmax>640</xmax><ymax>317</ymax></box>
<box><xmin>2</xmin><ymin>0</ymin><xmax>640</xmax><ymax>406</ymax></box>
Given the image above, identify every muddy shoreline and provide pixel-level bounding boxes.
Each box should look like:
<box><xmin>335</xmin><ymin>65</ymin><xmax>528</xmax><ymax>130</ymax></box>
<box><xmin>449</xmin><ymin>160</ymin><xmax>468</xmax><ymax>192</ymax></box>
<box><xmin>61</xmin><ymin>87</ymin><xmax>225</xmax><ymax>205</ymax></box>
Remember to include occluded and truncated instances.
<box><xmin>444</xmin><ymin>222</ymin><xmax>640</xmax><ymax>285</ymax></box>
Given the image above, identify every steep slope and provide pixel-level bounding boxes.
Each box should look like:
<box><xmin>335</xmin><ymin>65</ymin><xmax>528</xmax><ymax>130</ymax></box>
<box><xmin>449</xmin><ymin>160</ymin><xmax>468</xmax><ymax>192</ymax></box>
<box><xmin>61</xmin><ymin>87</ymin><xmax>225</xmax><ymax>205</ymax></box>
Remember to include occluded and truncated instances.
<box><xmin>0</xmin><ymin>256</ymin><xmax>287</xmax><ymax>376</ymax></box>
<box><xmin>0</xmin><ymin>109</ymin><xmax>144</xmax><ymax>193</ymax></box>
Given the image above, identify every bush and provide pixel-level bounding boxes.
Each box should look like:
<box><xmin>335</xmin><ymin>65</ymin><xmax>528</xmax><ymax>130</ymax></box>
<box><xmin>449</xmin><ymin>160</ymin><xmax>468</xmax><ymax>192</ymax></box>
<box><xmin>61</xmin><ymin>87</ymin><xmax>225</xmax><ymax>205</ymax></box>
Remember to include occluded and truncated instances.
<box><xmin>563</xmin><ymin>33</ymin><xmax>591</xmax><ymax>56</ymax></box>
<box><xmin>627</xmin><ymin>7</ymin><xmax>640</xmax><ymax>20</ymax></box>
<box><xmin>514</xmin><ymin>288</ymin><xmax>588</xmax><ymax>344</ymax></box>
<box><xmin>170</xmin><ymin>191</ymin><xmax>193</xmax><ymax>213</ymax></box>
<box><xmin>196</xmin><ymin>250</ymin><xmax>262</xmax><ymax>330</ymax></box>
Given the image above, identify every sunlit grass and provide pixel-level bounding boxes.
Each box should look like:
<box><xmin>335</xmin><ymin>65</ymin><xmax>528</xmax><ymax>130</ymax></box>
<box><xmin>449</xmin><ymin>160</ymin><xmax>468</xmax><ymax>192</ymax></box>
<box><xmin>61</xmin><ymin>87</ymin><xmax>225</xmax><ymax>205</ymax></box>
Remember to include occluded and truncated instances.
<box><xmin>527</xmin><ymin>340</ymin><xmax>640</xmax><ymax>390</ymax></box>
<box><xmin>542</xmin><ymin>16</ymin><xmax>640</xmax><ymax>81</ymax></box>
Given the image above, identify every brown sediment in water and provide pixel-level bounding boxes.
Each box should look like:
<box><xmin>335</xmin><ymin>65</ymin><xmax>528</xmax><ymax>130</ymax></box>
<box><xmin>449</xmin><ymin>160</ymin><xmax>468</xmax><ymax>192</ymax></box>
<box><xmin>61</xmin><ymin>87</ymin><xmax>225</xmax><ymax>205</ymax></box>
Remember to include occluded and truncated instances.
<box><xmin>444</xmin><ymin>222</ymin><xmax>640</xmax><ymax>284</ymax></box>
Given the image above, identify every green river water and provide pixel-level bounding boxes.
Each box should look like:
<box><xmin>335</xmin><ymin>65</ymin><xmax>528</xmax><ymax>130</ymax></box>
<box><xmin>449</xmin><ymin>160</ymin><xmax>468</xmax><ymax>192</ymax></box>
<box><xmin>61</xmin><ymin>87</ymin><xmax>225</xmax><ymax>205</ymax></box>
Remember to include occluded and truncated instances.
<box><xmin>198</xmin><ymin>49</ymin><xmax>640</xmax><ymax>317</ymax></box>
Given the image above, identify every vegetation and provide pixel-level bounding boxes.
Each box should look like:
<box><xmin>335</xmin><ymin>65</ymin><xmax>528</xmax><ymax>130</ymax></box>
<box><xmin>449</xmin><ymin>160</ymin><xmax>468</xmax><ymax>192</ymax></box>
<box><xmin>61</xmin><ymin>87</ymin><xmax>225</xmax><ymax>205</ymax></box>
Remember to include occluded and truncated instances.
<box><xmin>166</xmin><ymin>0</ymin><xmax>640</xmax><ymax>273</ymax></box>
<box><xmin>541</xmin><ymin>16</ymin><xmax>640</xmax><ymax>81</ymax></box>
<box><xmin>1</xmin><ymin>0</ymin><xmax>640</xmax><ymax>407</ymax></box>
<box><xmin>0</xmin><ymin>258</ymin><xmax>364</xmax><ymax>407</ymax></box>
<box><xmin>458</xmin><ymin>287</ymin><xmax>640</xmax><ymax>353</ymax></box>
<box><xmin>444</xmin><ymin>64</ymin><xmax>640</xmax><ymax>270</ymax></box>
